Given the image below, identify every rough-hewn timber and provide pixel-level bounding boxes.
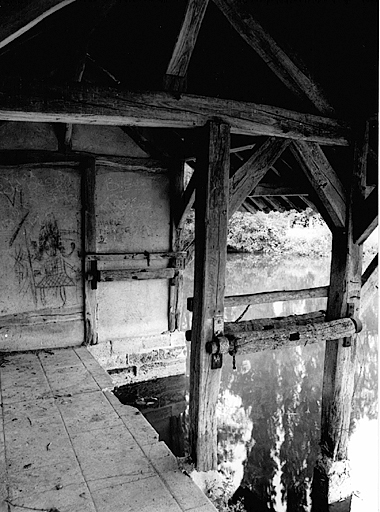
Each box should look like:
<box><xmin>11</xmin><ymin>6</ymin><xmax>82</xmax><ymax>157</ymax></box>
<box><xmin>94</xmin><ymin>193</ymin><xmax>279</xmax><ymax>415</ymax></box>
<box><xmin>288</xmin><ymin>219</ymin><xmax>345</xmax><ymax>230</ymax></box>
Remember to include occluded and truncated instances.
<box><xmin>291</xmin><ymin>141</ymin><xmax>346</xmax><ymax>229</ymax></box>
<box><xmin>164</xmin><ymin>0</ymin><xmax>209</xmax><ymax>92</ymax></box>
<box><xmin>189</xmin><ymin>120</ymin><xmax>230</xmax><ymax>471</ymax></box>
<box><xmin>0</xmin><ymin>81</ymin><xmax>350</xmax><ymax>145</ymax></box>
<box><xmin>208</xmin><ymin>317</ymin><xmax>359</xmax><ymax>356</ymax></box>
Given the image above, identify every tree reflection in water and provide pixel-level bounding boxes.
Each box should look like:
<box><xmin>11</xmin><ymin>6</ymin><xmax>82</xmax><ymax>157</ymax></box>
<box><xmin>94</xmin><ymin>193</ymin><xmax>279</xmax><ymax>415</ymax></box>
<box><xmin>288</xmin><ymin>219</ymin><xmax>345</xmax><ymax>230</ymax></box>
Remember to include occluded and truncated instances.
<box><xmin>183</xmin><ymin>254</ymin><xmax>378</xmax><ymax>511</ymax></box>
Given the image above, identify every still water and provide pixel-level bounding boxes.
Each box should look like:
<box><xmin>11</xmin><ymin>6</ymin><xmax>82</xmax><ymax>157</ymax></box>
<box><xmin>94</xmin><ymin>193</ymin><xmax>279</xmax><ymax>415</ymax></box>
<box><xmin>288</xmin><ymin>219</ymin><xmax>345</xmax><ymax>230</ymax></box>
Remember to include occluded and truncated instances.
<box><xmin>118</xmin><ymin>254</ymin><xmax>378</xmax><ymax>511</ymax></box>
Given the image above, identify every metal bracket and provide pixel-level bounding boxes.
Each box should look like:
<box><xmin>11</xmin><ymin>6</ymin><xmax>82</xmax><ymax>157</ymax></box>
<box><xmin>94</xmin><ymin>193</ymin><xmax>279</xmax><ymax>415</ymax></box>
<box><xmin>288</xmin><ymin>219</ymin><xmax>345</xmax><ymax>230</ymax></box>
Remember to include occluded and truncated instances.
<box><xmin>210</xmin><ymin>315</ymin><xmax>224</xmax><ymax>369</ymax></box>
<box><xmin>343</xmin><ymin>302</ymin><xmax>355</xmax><ymax>347</ymax></box>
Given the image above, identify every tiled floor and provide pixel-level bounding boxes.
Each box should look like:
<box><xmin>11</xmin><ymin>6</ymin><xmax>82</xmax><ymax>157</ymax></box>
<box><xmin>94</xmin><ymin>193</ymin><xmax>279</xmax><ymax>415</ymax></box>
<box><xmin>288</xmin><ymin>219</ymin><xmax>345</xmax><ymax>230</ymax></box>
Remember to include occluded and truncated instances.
<box><xmin>0</xmin><ymin>347</ymin><xmax>216</xmax><ymax>512</ymax></box>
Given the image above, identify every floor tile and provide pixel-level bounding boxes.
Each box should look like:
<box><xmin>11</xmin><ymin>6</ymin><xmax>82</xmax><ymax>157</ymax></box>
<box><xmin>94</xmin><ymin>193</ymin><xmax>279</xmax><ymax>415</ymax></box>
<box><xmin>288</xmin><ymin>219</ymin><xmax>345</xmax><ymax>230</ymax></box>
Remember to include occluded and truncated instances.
<box><xmin>55</xmin><ymin>390</ymin><xmax>123</xmax><ymax>434</ymax></box>
<box><xmin>7</xmin><ymin>482</ymin><xmax>96</xmax><ymax>512</ymax></box>
<box><xmin>89</xmin><ymin>474</ymin><xmax>182</xmax><ymax>512</ymax></box>
<box><xmin>38</xmin><ymin>347</ymin><xmax>83</xmax><ymax>370</ymax></box>
<box><xmin>1</xmin><ymin>378</ymin><xmax>52</xmax><ymax>404</ymax></box>
<box><xmin>8</xmin><ymin>458</ymin><xmax>85</xmax><ymax>500</ymax></box>
<box><xmin>44</xmin><ymin>365</ymin><xmax>99</xmax><ymax>395</ymax></box>
<box><xmin>3</xmin><ymin>398</ymin><xmax>62</xmax><ymax>425</ymax></box>
<box><xmin>71</xmin><ymin>426</ymin><xmax>154</xmax><ymax>482</ymax></box>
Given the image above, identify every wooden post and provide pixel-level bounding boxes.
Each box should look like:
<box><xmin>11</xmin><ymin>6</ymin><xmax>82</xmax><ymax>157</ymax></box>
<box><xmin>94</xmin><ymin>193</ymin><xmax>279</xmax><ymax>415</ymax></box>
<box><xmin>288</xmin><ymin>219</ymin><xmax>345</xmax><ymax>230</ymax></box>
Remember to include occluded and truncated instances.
<box><xmin>82</xmin><ymin>158</ymin><xmax>98</xmax><ymax>345</ymax></box>
<box><xmin>312</xmin><ymin>165</ymin><xmax>363</xmax><ymax>510</ymax></box>
<box><xmin>189</xmin><ymin>120</ymin><xmax>230</xmax><ymax>470</ymax></box>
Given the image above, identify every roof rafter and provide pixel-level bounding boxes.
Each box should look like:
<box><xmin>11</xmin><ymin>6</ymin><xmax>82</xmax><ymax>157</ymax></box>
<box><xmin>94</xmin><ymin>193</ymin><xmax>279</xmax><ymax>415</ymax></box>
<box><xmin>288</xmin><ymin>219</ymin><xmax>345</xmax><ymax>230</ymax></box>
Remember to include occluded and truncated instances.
<box><xmin>291</xmin><ymin>141</ymin><xmax>346</xmax><ymax>229</ymax></box>
<box><xmin>212</xmin><ymin>0</ymin><xmax>334</xmax><ymax>115</ymax></box>
<box><xmin>164</xmin><ymin>0</ymin><xmax>209</xmax><ymax>92</ymax></box>
<box><xmin>0</xmin><ymin>0</ymin><xmax>76</xmax><ymax>51</ymax></box>
<box><xmin>0</xmin><ymin>81</ymin><xmax>350</xmax><ymax>145</ymax></box>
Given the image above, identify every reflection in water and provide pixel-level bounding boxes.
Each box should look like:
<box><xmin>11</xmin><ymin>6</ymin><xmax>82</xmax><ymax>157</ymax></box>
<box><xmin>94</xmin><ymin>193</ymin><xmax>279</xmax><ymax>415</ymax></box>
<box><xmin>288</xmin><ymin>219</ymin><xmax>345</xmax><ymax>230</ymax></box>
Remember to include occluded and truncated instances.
<box><xmin>184</xmin><ymin>254</ymin><xmax>378</xmax><ymax>511</ymax></box>
<box><xmin>115</xmin><ymin>254</ymin><xmax>378</xmax><ymax>511</ymax></box>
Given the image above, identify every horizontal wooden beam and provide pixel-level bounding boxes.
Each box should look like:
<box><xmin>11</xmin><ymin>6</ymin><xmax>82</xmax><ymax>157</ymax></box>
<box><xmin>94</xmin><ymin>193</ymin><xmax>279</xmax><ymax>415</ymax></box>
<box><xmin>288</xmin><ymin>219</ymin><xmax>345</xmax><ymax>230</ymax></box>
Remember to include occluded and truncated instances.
<box><xmin>0</xmin><ymin>81</ymin><xmax>350</xmax><ymax>145</ymax></box>
<box><xmin>212</xmin><ymin>0</ymin><xmax>334</xmax><ymax>115</ymax></box>
<box><xmin>85</xmin><ymin>252</ymin><xmax>186</xmax><ymax>262</ymax></box>
<box><xmin>96</xmin><ymin>268</ymin><xmax>176</xmax><ymax>282</ymax></box>
<box><xmin>0</xmin><ymin>306</ymin><xmax>82</xmax><ymax>327</ymax></box>
<box><xmin>354</xmin><ymin>185</ymin><xmax>378</xmax><ymax>244</ymax></box>
<box><xmin>249</xmin><ymin>182</ymin><xmax>308</xmax><ymax>196</ymax></box>
<box><xmin>291</xmin><ymin>141</ymin><xmax>346</xmax><ymax>229</ymax></box>
<box><xmin>187</xmin><ymin>285</ymin><xmax>329</xmax><ymax>311</ymax></box>
<box><xmin>208</xmin><ymin>317</ymin><xmax>360</xmax><ymax>356</ymax></box>
<box><xmin>0</xmin><ymin>0</ymin><xmax>76</xmax><ymax>51</ymax></box>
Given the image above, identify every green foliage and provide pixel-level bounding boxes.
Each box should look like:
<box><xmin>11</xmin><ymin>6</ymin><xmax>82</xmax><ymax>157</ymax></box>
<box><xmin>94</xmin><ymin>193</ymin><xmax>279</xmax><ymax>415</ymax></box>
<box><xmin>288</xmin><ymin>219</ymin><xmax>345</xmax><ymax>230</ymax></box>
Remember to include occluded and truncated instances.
<box><xmin>227</xmin><ymin>209</ymin><xmax>331</xmax><ymax>258</ymax></box>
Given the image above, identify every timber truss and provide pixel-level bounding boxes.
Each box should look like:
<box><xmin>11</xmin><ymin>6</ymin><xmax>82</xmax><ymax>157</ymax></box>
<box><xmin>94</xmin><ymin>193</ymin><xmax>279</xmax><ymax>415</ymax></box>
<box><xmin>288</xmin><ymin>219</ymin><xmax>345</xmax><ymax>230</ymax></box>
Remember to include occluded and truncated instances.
<box><xmin>0</xmin><ymin>1</ymin><xmax>378</xmax><ymax>510</ymax></box>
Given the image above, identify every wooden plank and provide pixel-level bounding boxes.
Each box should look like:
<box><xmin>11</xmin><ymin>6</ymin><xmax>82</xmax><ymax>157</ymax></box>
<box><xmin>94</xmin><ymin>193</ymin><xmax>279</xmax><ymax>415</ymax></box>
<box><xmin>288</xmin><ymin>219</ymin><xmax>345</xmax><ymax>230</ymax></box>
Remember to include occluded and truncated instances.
<box><xmin>0</xmin><ymin>0</ymin><xmax>76</xmax><ymax>50</ymax></box>
<box><xmin>95</xmin><ymin>156</ymin><xmax>169</xmax><ymax>173</ymax></box>
<box><xmin>354</xmin><ymin>185</ymin><xmax>378</xmax><ymax>244</ymax></box>
<box><xmin>98</xmin><ymin>268</ymin><xmax>175</xmax><ymax>282</ymax></box>
<box><xmin>0</xmin><ymin>81</ymin><xmax>350</xmax><ymax>145</ymax></box>
<box><xmin>212</xmin><ymin>317</ymin><xmax>358</xmax><ymax>356</ymax></box>
<box><xmin>212</xmin><ymin>0</ymin><xmax>334</xmax><ymax>115</ymax></box>
<box><xmin>291</xmin><ymin>141</ymin><xmax>346</xmax><ymax>229</ymax></box>
<box><xmin>189</xmin><ymin>120</ymin><xmax>230</xmax><ymax>471</ymax></box>
<box><xmin>164</xmin><ymin>0</ymin><xmax>209</xmax><ymax>92</ymax></box>
<box><xmin>229</xmin><ymin>137</ymin><xmax>291</xmax><ymax>216</ymax></box>
<box><xmin>0</xmin><ymin>306</ymin><xmax>82</xmax><ymax>327</ymax></box>
<box><xmin>85</xmin><ymin>252</ymin><xmax>186</xmax><ymax>262</ymax></box>
<box><xmin>83</xmin><ymin>159</ymin><xmax>98</xmax><ymax>346</ymax></box>
<box><xmin>187</xmin><ymin>285</ymin><xmax>329</xmax><ymax>311</ymax></box>
<box><xmin>361</xmin><ymin>253</ymin><xmax>378</xmax><ymax>288</ymax></box>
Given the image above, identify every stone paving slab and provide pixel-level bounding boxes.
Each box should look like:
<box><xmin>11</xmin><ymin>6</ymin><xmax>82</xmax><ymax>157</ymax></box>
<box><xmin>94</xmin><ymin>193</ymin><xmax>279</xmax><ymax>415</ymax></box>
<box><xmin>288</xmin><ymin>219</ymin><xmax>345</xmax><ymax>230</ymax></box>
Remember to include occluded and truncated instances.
<box><xmin>0</xmin><ymin>347</ymin><xmax>217</xmax><ymax>512</ymax></box>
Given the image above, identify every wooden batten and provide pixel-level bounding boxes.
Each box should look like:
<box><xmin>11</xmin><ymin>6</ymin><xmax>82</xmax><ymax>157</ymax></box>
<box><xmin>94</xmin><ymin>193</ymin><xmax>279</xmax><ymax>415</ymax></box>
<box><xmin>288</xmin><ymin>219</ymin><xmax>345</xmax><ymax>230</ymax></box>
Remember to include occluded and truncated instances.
<box><xmin>189</xmin><ymin>120</ymin><xmax>230</xmax><ymax>471</ymax></box>
<box><xmin>187</xmin><ymin>285</ymin><xmax>329</xmax><ymax>311</ymax></box>
<box><xmin>0</xmin><ymin>81</ymin><xmax>350</xmax><ymax>145</ymax></box>
<box><xmin>96</xmin><ymin>268</ymin><xmax>175</xmax><ymax>282</ymax></box>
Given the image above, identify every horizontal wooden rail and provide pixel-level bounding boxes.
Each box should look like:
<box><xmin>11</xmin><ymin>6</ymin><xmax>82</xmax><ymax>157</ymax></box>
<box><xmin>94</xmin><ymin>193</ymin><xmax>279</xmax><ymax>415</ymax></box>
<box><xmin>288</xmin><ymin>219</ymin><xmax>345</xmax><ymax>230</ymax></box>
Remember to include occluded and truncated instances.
<box><xmin>97</xmin><ymin>268</ymin><xmax>176</xmax><ymax>282</ymax></box>
<box><xmin>186</xmin><ymin>310</ymin><xmax>326</xmax><ymax>340</ymax></box>
<box><xmin>206</xmin><ymin>317</ymin><xmax>362</xmax><ymax>356</ymax></box>
<box><xmin>187</xmin><ymin>286</ymin><xmax>329</xmax><ymax>311</ymax></box>
<box><xmin>86</xmin><ymin>251</ymin><xmax>186</xmax><ymax>262</ymax></box>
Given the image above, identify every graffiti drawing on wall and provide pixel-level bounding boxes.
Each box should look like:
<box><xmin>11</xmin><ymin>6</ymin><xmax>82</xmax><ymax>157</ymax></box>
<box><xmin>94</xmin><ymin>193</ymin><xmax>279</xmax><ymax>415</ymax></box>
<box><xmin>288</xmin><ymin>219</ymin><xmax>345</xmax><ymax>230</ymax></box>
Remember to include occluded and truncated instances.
<box><xmin>1</xmin><ymin>172</ymin><xmax>81</xmax><ymax>309</ymax></box>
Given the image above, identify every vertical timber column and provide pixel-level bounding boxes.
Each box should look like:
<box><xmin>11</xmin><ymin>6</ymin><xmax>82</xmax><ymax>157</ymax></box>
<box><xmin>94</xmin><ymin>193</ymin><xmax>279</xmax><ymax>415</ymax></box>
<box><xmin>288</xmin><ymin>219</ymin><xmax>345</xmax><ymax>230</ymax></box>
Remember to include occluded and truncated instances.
<box><xmin>83</xmin><ymin>158</ymin><xmax>98</xmax><ymax>345</ymax></box>
<box><xmin>189</xmin><ymin>120</ymin><xmax>230</xmax><ymax>471</ymax></box>
<box><xmin>312</xmin><ymin>168</ymin><xmax>363</xmax><ymax>510</ymax></box>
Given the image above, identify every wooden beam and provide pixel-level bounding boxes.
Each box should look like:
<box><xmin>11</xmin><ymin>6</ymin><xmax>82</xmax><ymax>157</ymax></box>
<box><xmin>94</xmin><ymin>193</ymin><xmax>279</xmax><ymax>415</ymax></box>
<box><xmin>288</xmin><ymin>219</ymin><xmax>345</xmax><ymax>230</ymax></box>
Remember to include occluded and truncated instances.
<box><xmin>313</xmin><ymin>167</ymin><xmax>363</xmax><ymax>507</ymax></box>
<box><xmin>85</xmin><ymin>252</ymin><xmax>186</xmax><ymax>262</ymax></box>
<box><xmin>164</xmin><ymin>0</ymin><xmax>209</xmax><ymax>92</ymax></box>
<box><xmin>97</xmin><ymin>268</ymin><xmax>176</xmax><ymax>282</ymax></box>
<box><xmin>291</xmin><ymin>141</ymin><xmax>346</xmax><ymax>229</ymax></box>
<box><xmin>82</xmin><ymin>158</ymin><xmax>97</xmax><ymax>346</ymax></box>
<box><xmin>209</xmin><ymin>317</ymin><xmax>359</xmax><ymax>356</ymax></box>
<box><xmin>176</xmin><ymin>165</ymin><xmax>197</xmax><ymax>228</ymax></box>
<box><xmin>212</xmin><ymin>0</ymin><xmax>334</xmax><ymax>115</ymax></box>
<box><xmin>354</xmin><ymin>185</ymin><xmax>378</xmax><ymax>245</ymax></box>
<box><xmin>0</xmin><ymin>81</ymin><xmax>350</xmax><ymax>145</ymax></box>
<box><xmin>189</xmin><ymin>120</ymin><xmax>230</xmax><ymax>471</ymax></box>
<box><xmin>188</xmin><ymin>285</ymin><xmax>329</xmax><ymax>311</ymax></box>
<box><xmin>249</xmin><ymin>182</ymin><xmax>308</xmax><ymax>196</ymax></box>
<box><xmin>0</xmin><ymin>0</ymin><xmax>76</xmax><ymax>51</ymax></box>
<box><xmin>229</xmin><ymin>137</ymin><xmax>291</xmax><ymax>216</ymax></box>
<box><xmin>361</xmin><ymin>254</ymin><xmax>378</xmax><ymax>313</ymax></box>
